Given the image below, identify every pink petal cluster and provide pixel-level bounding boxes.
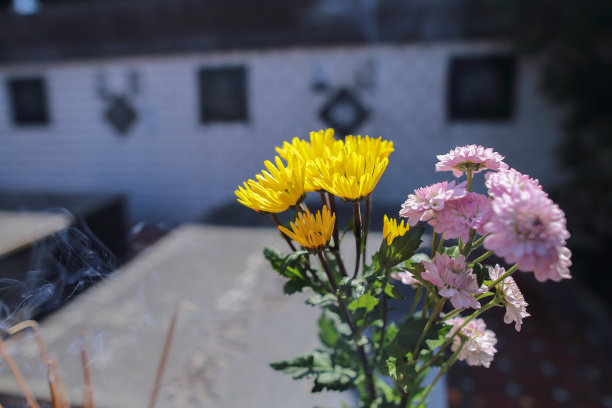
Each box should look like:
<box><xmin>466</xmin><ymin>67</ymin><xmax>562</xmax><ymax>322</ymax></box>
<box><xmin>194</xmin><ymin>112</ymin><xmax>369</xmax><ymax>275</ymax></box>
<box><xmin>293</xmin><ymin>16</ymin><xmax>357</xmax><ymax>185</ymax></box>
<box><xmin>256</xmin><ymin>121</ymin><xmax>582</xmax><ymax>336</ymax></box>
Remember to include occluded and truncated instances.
<box><xmin>489</xmin><ymin>264</ymin><xmax>530</xmax><ymax>331</ymax></box>
<box><xmin>446</xmin><ymin>317</ymin><xmax>498</xmax><ymax>367</ymax></box>
<box><xmin>422</xmin><ymin>253</ymin><xmax>482</xmax><ymax>309</ymax></box>
<box><xmin>436</xmin><ymin>145</ymin><xmax>509</xmax><ymax>177</ymax></box>
<box><xmin>483</xmin><ymin>172</ymin><xmax>572</xmax><ymax>282</ymax></box>
<box><xmin>485</xmin><ymin>168</ymin><xmax>541</xmax><ymax>198</ymax></box>
<box><xmin>399</xmin><ymin>181</ymin><xmax>467</xmax><ymax>226</ymax></box>
<box><xmin>431</xmin><ymin>192</ymin><xmax>493</xmax><ymax>241</ymax></box>
<box><xmin>392</xmin><ymin>271</ymin><xmax>420</xmax><ymax>288</ymax></box>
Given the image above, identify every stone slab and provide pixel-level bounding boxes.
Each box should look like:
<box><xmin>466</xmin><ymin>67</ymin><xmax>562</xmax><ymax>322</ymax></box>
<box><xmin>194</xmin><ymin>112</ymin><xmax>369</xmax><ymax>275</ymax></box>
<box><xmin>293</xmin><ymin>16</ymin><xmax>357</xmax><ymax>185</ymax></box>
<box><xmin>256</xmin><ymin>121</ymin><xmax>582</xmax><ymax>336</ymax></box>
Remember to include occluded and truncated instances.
<box><xmin>0</xmin><ymin>225</ymin><xmax>351</xmax><ymax>407</ymax></box>
<box><xmin>0</xmin><ymin>211</ymin><xmax>71</xmax><ymax>258</ymax></box>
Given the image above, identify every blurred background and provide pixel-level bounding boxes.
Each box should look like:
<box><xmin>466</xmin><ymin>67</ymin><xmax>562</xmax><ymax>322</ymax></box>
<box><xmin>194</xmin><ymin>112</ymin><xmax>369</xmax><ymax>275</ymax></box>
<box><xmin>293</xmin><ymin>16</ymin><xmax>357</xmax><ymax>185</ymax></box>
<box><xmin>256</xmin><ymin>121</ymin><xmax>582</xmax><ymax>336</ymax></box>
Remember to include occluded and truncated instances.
<box><xmin>0</xmin><ymin>0</ymin><xmax>610</xmax><ymax>407</ymax></box>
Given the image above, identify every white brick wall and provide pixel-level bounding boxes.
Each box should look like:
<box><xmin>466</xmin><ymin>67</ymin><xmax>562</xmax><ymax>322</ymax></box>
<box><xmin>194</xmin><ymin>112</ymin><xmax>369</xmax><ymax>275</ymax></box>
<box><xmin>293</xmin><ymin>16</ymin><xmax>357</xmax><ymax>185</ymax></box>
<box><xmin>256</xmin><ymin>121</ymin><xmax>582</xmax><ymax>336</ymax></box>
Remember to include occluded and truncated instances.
<box><xmin>0</xmin><ymin>42</ymin><xmax>566</xmax><ymax>222</ymax></box>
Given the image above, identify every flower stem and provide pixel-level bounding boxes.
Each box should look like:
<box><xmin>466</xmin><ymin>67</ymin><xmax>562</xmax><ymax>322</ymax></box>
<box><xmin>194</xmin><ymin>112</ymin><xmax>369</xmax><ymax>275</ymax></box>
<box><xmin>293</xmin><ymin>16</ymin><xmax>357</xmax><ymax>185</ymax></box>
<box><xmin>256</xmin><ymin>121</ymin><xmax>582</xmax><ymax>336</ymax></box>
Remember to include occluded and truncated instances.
<box><xmin>362</xmin><ymin>195</ymin><xmax>371</xmax><ymax>268</ymax></box>
<box><xmin>487</xmin><ymin>263</ymin><xmax>519</xmax><ymax>290</ymax></box>
<box><xmin>316</xmin><ymin>250</ymin><xmax>376</xmax><ymax>402</ymax></box>
<box><xmin>431</xmin><ymin>231</ymin><xmax>438</xmax><ymax>259</ymax></box>
<box><xmin>466</xmin><ymin>169</ymin><xmax>473</xmax><ymax>192</ymax></box>
<box><xmin>471</xmin><ymin>249</ymin><xmax>494</xmax><ymax>265</ymax></box>
<box><xmin>352</xmin><ymin>201</ymin><xmax>362</xmax><ymax>278</ymax></box>
<box><xmin>436</xmin><ymin>234</ymin><xmax>445</xmax><ymax>254</ymax></box>
<box><xmin>414</xmin><ymin>338</ymin><xmax>466</xmax><ymax>407</ymax></box>
<box><xmin>408</xmin><ymin>287</ymin><xmax>423</xmax><ymax>319</ymax></box>
<box><xmin>471</xmin><ymin>233</ymin><xmax>490</xmax><ymax>250</ymax></box>
<box><xmin>325</xmin><ymin>193</ymin><xmax>348</xmax><ymax>277</ymax></box>
<box><xmin>270</xmin><ymin>214</ymin><xmax>297</xmax><ymax>252</ymax></box>
<box><xmin>418</xmin><ymin>299</ymin><xmax>498</xmax><ymax>374</ymax></box>
<box><xmin>378</xmin><ymin>267</ymin><xmax>391</xmax><ymax>356</ymax></box>
<box><xmin>412</xmin><ymin>298</ymin><xmax>445</xmax><ymax>363</ymax></box>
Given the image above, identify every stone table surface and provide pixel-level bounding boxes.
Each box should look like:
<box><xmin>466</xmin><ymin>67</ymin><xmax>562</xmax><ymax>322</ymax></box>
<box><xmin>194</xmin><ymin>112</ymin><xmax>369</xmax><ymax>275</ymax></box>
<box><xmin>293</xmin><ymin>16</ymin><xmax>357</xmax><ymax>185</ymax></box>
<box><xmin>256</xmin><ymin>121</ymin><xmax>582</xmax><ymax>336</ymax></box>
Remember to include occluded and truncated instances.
<box><xmin>0</xmin><ymin>211</ymin><xmax>71</xmax><ymax>257</ymax></box>
<box><xmin>0</xmin><ymin>225</ymin><xmax>352</xmax><ymax>408</ymax></box>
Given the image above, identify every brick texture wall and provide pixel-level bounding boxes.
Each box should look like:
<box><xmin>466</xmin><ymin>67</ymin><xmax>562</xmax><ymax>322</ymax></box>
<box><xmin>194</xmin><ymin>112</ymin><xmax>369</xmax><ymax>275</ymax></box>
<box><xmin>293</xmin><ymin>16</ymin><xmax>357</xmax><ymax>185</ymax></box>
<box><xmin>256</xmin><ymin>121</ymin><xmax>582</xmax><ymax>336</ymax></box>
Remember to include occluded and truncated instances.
<box><xmin>0</xmin><ymin>42</ymin><xmax>565</xmax><ymax>222</ymax></box>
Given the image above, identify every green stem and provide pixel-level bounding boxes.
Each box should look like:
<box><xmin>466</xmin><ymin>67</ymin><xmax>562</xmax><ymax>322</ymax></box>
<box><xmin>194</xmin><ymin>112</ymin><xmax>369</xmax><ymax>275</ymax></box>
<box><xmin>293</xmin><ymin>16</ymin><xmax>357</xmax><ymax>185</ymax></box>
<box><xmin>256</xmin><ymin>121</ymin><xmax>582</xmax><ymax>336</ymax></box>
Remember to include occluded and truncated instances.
<box><xmin>471</xmin><ymin>233</ymin><xmax>490</xmax><ymax>250</ymax></box>
<box><xmin>377</xmin><ymin>267</ymin><xmax>391</xmax><ymax>358</ymax></box>
<box><xmin>414</xmin><ymin>338</ymin><xmax>466</xmax><ymax>407</ymax></box>
<box><xmin>270</xmin><ymin>214</ymin><xmax>297</xmax><ymax>252</ymax></box>
<box><xmin>442</xmin><ymin>308</ymin><xmax>463</xmax><ymax>320</ymax></box>
<box><xmin>430</xmin><ymin>231</ymin><xmax>438</xmax><ymax>259</ymax></box>
<box><xmin>418</xmin><ymin>299</ymin><xmax>498</xmax><ymax>374</ymax></box>
<box><xmin>466</xmin><ymin>169</ymin><xmax>473</xmax><ymax>192</ymax></box>
<box><xmin>316</xmin><ymin>250</ymin><xmax>376</xmax><ymax>402</ymax></box>
<box><xmin>487</xmin><ymin>263</ymin><xmax>519</xmax><ymax>290</ymax></box>
<box><xmin>461</xmin><ymin>229</ymin><xmax>477</xmax><ymax>257</ymax></box>
<box><xmin>412</xmin><ymin>298</ymin><xmax>445</xmax><ymax>363</ymax></box>
<box><xmin>352</xmin><ymin>201</ymin><xmax>362</xmax><ymax>278</ymax></box>
<box><xmin>408</xmin><ymin>287</ymin><xmax>423</xmax><ymax>319</ymax></box>
<box><xmin>471</xmin><ymin>250</ymin><xmax>494</xmax><ymax>265</ymax></box>
<box><xmin>362</xmin><ymin>195</ymin><xmax>371</xmax><ymax>268</ymax></box>
<box><xmin>436</xmin><ymin>235</ymin><xmax>445</xmax><ymax>254</ymax></box>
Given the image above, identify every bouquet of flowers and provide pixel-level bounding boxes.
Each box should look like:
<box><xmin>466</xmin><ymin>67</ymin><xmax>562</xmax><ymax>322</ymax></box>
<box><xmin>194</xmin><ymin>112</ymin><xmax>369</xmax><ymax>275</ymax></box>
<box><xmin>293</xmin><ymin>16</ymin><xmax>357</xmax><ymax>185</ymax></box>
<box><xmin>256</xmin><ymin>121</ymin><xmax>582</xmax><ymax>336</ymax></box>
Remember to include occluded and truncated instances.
<box><xmin>235</xmin><ymin>129</ymin><xmax>571</xmax><ymax>407</ymax></box>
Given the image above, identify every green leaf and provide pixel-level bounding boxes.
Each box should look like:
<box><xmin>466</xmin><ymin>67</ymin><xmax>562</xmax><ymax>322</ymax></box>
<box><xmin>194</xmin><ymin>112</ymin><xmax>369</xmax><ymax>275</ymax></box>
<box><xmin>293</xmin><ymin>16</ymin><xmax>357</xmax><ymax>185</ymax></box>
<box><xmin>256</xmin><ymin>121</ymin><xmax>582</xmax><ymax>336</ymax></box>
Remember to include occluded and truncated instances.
<box><xmin>306</xmin><ymin>293</ymin><xmax>337</xmax><ymax>307</ymax></box>
<box><xmin>473</xmin><ymin>263</ymin><xmax>489</xmax><ymax>287</ymax></box>
<box><xmin>394</xmin><ymin>316</ymin><xmax>430</xmax><ymax>350</ymax></box>
<box><xmin>270</xmin><ymin>351</ymin><xmax>357</xmax><ymax>393</ymax></box>
<box><xmin>384</xmin><ymin>283</ymin><xmax>405</xmax><ymax>301</ymax></box>
<box><xmin>318</xmin><ymin>313</ymin><xmax>340</xmax><ymax>348</ymax></box>
<box><xmin>410</xmin><ymin>253</ymin><xmax>431</xmax><ymax>264</ymax></box>
<box><xmin>379</xmin><ymin>226</ymin><xmax>425</xmax><ymax>268</ymax></box>
<box><xmin>443</xmin><ymin>245</ymin><xmax>460</xmax><ymax>258</ymax></box>
<box><xmin>348</xmin><ymin>290</ymin><xmax>379</xmax><ymax>313</ymax></box>
<box><xmin>263</xmin><ymin>247</ymin><xmax>284</xmax><ymax>272</ymax></box>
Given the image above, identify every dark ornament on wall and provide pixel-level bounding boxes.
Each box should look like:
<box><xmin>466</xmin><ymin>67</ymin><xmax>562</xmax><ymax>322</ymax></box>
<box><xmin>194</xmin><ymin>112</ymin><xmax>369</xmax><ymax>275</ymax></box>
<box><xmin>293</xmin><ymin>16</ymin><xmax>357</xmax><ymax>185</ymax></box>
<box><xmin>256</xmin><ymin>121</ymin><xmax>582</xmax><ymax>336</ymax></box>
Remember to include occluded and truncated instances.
<box><xmin>447</xmin><ymin>55</ymin><xmax>516</xmax><ymax>121</ymax></box>
<box><xmin>105</xmin><ymin>95</ymin><xmax>137</xmax><ymax>135</ymax></box>
<box><xmin>319</xmin><ymin>88</ymin><xmax>369</xmax><ymax>137</ymax></box>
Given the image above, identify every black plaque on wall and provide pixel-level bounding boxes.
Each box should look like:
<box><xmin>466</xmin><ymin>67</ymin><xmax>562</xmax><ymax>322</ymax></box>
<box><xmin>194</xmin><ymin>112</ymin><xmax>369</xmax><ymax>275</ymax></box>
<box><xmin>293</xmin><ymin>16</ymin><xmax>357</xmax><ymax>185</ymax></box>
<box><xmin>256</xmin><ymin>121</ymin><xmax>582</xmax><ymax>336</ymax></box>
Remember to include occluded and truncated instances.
<box><xmin>199</xmin><ymin>66</ymin><xmax>248</xmax><ymax>123</ymax></box>
<box><xmin>447</xmin><ymin>56</ymin><xmax>516</xmax><ymax>121</ymax></box>
<box><xmin>7</xmin><ymin>77</ymin><xmax>50</xmax><ymax>125</ymax></box>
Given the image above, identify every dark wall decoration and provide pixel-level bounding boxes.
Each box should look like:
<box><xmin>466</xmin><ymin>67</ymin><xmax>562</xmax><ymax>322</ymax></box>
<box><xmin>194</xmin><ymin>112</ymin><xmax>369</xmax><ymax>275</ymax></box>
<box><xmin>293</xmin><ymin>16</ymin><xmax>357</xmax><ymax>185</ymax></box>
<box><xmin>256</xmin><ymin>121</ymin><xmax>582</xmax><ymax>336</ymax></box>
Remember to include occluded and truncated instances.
<box><xmin>96</xmin><ymin>71</ymin><xmax>139</xmax><ymax>136</ymax></box>
<box><xmin>6</xmin><ymin>77</ymin><xmax>50</xmax><ymax>126</ymax></box>
<box><xmin>198</xmin><ymin>66</ymin><xmax>248</xmax><ymax>123</ymax></box>
<box><xmin>319</xmin><ymin>88</ymin><xmax>369</xmax><ymax>137</ymax></box>
<box><xmin>447</xmin><ymin>55</ymin><xmax>516</xmax><ymax>121</ymax></box>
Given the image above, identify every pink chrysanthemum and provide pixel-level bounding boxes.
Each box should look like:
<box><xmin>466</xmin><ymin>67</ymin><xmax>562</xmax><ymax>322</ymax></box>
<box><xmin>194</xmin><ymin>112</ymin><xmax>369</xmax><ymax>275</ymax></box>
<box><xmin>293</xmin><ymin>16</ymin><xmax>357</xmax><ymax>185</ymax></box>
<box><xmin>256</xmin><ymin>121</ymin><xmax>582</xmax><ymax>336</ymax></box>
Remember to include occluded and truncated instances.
<box><xmin>446</xmin><ymin>317</ymin><xmax>498</xmax><ymax>367</ymax></box>
<box><xmin>431</xmin><ymin>192</ymin><xmax>493</xmax><ymax>241</ymax></box>
<box><xmin>489</xmin><ymin>264</ymin><xmax>530</xmax><ymax>332</ymax></box>
<box><xmin>436</xmin><ymin>145</ymin><xmax>509</xmax><ymax>177</ymax></box>
<box><xmin>483</xmin><ymin>183</ymin><xmax>572</xmax><ymax>282</ymax></box>
<box><xmin>399</xmin><ymin>181</ymin><xmax>467</xmax><ymax>226</ymax></box>
<box><xmin>485</xmin><ymin>168</ymin><xmax>542</xmax><ymax>198</ymax></box>
<box><xmin>422</xmin><ymin>253</ymin><xmax>482</xmax><ymax>310</ymax></box>
<box><xmin>392</xmin><ymin>271</ymin><xmax>420</xmax><ymax>288</ymax></box>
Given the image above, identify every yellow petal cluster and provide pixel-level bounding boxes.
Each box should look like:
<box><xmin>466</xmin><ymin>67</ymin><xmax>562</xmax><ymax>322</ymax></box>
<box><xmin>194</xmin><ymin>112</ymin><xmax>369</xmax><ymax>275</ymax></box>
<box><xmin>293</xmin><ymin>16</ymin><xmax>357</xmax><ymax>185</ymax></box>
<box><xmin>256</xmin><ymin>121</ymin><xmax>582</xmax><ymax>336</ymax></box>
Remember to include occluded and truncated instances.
<box><xmin>235</xmin><ymin>154</ymin><xmax>305</xmax><ymax>214</ymax></box>
<box><xmin>278</xmin><ymin>205</ymin><xmax>336</xmax><ymax>250</ymax></box>
<box><xmin>383</xmin><ymin>215</ymin><xmax>409</xmax><ymax>245</ymax></box>
<box><xmin>309</xmin><ymin>149</ymin><xmax>389</xmax><ymax>202</ymax></box>
<box><xmin>276</xmin><ymin>129</ymin><xmax>343</xmax><ymax>192</ymax></box>
<box><xmin>344</xmin><ymin>135</ymin><xmax>394</xmax><ymax>159</ymax></box>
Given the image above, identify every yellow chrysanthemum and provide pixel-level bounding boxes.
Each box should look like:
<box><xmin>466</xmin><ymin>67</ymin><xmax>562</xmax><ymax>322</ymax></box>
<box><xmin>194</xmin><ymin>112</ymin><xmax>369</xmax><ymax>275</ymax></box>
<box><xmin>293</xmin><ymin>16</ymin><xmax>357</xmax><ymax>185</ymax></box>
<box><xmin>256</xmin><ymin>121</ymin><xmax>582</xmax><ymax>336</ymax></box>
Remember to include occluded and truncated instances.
<box><xmin>309</xmin><ymin>149</ymin><xmax>389</xmax><ymax>201</ymax></box>
<box><xmin>278</xmin><ymin>205</ymin><xmax>336</xmax><ymax>250</ymax></box>
<box><xmin>382</xmin><ymin>215</ymin><xmax>409</xmax><ymax>245</ymax></box>
<box><xmin>276</xmin><ymin>129</ymin><xmax>344</xmax><ymax>192</ymax></box>
<box><xmin>344</xmin><ymin>135</ymin><xmax>394</xmax><ymax>159</ymax></box>
<box><xmin>235</xmin><ymin>154</ymin><xmax>305</xmax><ymax>214</ymax></box>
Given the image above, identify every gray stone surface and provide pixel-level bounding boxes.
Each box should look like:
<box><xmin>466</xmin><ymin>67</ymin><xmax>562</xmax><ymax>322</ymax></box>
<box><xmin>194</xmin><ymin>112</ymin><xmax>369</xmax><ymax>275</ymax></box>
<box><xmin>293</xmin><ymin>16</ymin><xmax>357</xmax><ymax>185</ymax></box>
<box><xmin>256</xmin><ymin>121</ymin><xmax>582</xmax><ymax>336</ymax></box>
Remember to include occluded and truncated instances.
<box><xmin>0</xmin><ymin>225</ymin><xmax>447</xmax><ymax>407</ymax></box>
<box><xmin>0</xmin><ymin>225</ymin><xmax>352</xmax><ymax>407</ymax></box>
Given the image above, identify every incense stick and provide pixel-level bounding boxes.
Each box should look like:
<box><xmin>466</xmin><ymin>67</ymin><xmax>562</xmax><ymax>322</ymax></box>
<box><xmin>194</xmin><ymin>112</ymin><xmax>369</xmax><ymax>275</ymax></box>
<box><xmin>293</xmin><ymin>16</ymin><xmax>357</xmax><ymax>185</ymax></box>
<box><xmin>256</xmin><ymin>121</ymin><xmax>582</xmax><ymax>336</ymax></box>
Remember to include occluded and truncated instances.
<box><xmin>0</xmin><ymin>336</ymin><xmax>40</xmax><ymax>408</ymax></box>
